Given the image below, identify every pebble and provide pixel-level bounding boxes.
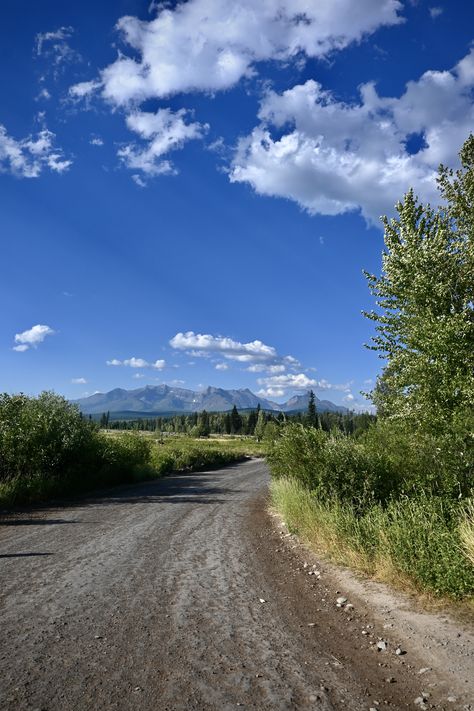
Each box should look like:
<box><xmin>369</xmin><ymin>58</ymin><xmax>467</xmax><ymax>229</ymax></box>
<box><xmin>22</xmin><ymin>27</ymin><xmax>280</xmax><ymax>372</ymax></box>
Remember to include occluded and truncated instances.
<box><xmin>385</xmin><ymin>677</ymin><xmax>395</xmax><ymax>684</ymax></box>
<box><xmin>259</xmin><ymin>598</ymin><xmax>266</xmax><ymax>604</ymax></box>
<box><xmin>447</xmin><ymin>697</ymin><xmax>458</xmax><ymax>703</ymax></box>
<box><xmin>336</xmin><ymin>597</ymin><xmax>348</xmax><ymax>606</ymax></box>
<box><xmin>418</xmin><ymin>668</ymin><xmax>431</xmax><ymax>675</ymax></box>
<box><xmin>377</xmin><ymin>641</ymin><xmax>388</xmax><ymax>652</ymax></box>
<box><xmin>395</xmin><ymin>647</ymin><xmax>404</xmax><ymax>656</ymax></box>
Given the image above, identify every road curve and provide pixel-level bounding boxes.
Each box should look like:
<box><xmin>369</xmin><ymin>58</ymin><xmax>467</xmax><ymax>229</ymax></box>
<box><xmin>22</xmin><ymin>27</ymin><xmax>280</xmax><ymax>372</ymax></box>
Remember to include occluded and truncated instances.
<box><xmin>0</xmin><ymin>460</ymin><xmax>435</xmax><ymax>710</ymax></box>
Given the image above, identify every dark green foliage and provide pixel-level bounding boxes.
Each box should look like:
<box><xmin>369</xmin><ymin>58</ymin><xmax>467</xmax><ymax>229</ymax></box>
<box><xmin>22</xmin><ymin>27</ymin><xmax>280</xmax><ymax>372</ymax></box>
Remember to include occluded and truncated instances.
<box><xmin>103</xmin><ymin>406</ymin><xmax>375</xmax><ymax>437</ymax></box>
<box><xmin>230</xmin><ymin>405</ymin><xmax>243</xmax><ymax>434</ymax></box>
<box><xmin>306</xmin><ymin>390</ymin><xmax>317</xmax><ymax>427</ymax></box>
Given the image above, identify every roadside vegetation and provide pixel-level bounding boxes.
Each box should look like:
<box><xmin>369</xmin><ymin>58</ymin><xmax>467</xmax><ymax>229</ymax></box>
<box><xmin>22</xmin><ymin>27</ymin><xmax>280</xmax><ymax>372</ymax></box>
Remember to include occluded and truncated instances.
<box><xmin>0</xmin><ymin>392</ymin><xmax>250</xmax><ymax>508</ymax></box>
<box><xmin>269</xmin><ymin>136</ymin><xmax>474</xmax><ymax>601</ymax></box>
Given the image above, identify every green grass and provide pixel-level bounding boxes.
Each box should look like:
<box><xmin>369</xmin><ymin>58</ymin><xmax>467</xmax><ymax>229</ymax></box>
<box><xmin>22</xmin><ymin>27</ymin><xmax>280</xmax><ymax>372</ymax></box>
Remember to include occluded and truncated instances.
<box><xmin>271</xmin><ymin>477</ymin><xmax>474</xmax><ymax>600</ymax></box>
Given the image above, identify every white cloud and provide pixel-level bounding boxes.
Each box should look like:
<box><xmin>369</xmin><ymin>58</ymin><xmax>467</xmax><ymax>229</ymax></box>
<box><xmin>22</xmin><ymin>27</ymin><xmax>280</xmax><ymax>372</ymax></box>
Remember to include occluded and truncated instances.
<box><xmin>256</xmin><ymin>387</ymin><xmax>285</xmax><ymax>398</ymax></box>
<box><xmin>429</xmin><ymin>7</ymin><xmax>443</xmax><ymax>19</ymax></box>
<box><xmin>36</xmin><ymin>26</ymin><xmax>74</xmax><ymax>57</ymax></box>
<box><xmin>152</xmin><ymin>359</ymin><xmax>166</xmax><ymax>369</ymax></box>
<box><xmin>106</xmin><ymin>357</ymin><xmax>166</xmax><ymax>369</ymax></box>
<box><xmin>256</xmin><ymin>372</ymin><xmax>352</xmax><ymax>398</ymax></box>
<box><xmin>71</xmin><ymin>377</ymin><xmax>87</xmax><ymax>384</ymax></box>
<box><xmin>215</xmin><ymin>362</ymin><xmax>229</xmax><ymax>370</ymax></box>
<box><xmin>69</xmin><ymin>79</ymin><xmax>102</xmax><ymax>99</ymax></box>
<box><xmin>90</xmin><ymin>136</ymin><xmax>104</xmax><ymax>146</ymax></box>
<box><xmin>0</xmin><ymin>124</ymin><xmax>72</xmax><ymax>178</ymax></box>
<box><xmin>132</xmin><ymin>373</ymin><xmax>145</xmax><ymax>379</ymax></box>
<box><xmin>131</xmin><ymin>174</ymin><xmax>147</xmax><ymax>187</ymax></box>
<box><xmin>231</xmin><ymin>49</ymin><xmax>474</xmax><ymax>223</ymax></box>
<box><xmin>74</xmin><ymin>0</ymin><xmax>402</xmax><ymax>106</ymax></box>
<box><xmin>118</xmin><ymin>108</ymin><xmax>208</xmax><ymax>178</ymax></box>
<box><xmin>257</xmin><ymin>372</ymin><xmax>317</xmax><ymax>392</ymax></box>
<box><xmin>170</xmin><ymin>331</ymin><xmax>299</xmax><ymax>370</ymax></box>
<box><xmin>14</xmin><ymin>324</ymin><xmax>55</xmax><ymax>351</ymax></box>
<box><xmin>247</xmin><ymin>363</ymin><xmax>286</xmax><ymax>373</ymax></box>
<box><xmin>35</xmin><ymin>26</ymin><xmax>82</xmax><ymax>80</ymax></box>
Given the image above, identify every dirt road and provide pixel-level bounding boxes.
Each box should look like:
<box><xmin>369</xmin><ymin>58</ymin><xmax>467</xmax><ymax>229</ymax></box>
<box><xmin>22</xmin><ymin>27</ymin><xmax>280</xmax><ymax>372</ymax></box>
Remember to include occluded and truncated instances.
<box><xmin>0</xmin><ymin>460</ymin><xmax>471</xmax><ymax>710</ymax></box>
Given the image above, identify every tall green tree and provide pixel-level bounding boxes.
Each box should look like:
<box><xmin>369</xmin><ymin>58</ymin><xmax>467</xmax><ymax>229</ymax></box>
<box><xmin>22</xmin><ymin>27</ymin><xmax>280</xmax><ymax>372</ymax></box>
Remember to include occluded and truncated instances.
<box><xmin>364</xmin><ymin>135</ymin><xmax>474</xmax><ymax>429</ymax></box>
<box><xmin>307</xmin><ymin>390</ymin><xmax>317</xmax><ymax>427</ymax></box>
<box><xmin>230</xmin><ymin>405</ymin><xmax>243</xmax><ymax>434</ymax></box>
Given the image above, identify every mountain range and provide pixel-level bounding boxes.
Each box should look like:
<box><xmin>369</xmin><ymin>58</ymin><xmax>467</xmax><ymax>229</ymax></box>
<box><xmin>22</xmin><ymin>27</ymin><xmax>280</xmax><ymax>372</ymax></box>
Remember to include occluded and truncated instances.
<box><xmin>73</xmin><ymin>385</ymin><xmax>348</xmax><ymax>416</ymax></box>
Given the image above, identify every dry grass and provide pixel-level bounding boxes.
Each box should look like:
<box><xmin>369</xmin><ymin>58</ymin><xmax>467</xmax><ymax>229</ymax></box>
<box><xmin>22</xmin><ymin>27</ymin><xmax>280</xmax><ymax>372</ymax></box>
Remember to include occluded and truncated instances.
<box><xmin>460</xmin><ymin>500</ymin><xmax>474</xmax><ymax>566</ymax></box>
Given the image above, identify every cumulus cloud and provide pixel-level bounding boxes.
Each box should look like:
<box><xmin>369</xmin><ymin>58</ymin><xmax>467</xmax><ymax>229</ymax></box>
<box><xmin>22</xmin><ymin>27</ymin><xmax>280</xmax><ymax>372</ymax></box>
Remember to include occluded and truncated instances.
<box><xmin>0</xmin><ymin>124</ymin><xmax>72</xmax><ymax>178</ymax></box>
<box><xmin>73</xmin><ymin>0</ymin><xmax>402</xmax><ymax>106</ymax></box>
<box><xmin>231</xmin><ymin>49</ymin><xmax>474</xmax><ymax>223</ymax></box>
<box><xmin>256</xmin><ymin>372</ymin><xmax>353</xmax><ymax>398</ymax></box>
<box><xmin>71</xmin><ymin>377</ymin><xmax>87</xmax><ymax>384</ymax></box>
<box><xmin>106</xmin><ymin>357</ymin><xmax>166</xmax><ymax>369</ymax></box>
<box><xmin>257</xmin><ymin>372</ymin><xmax>317</xmax><ymax>392</ymax></box>
<box><xmin>118</xmin><ymin>108</ymin><xmax>208</xmax><ymax>179</ymax></box>
<box><xmin>170</xmin><ymin>331</ymin><xmax>299</xmax><ymax>370</ymax></box>
<box><xmin>215</xmin><ymin>362</ymin><xmax>229</xmax><ymax>370</ymax></box>
<box><xmin>14</xmin><ymin>324</ymin><xmax>55</xmax><ymax>351</ymax></box>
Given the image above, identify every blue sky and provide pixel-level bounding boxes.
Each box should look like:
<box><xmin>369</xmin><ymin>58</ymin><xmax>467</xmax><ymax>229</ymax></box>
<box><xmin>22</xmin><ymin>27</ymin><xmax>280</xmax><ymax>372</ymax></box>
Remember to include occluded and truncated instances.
<box><xmin>1</xmin><ymin>0</ymin><xmax>473</xmax><ymax>410</ymax></box>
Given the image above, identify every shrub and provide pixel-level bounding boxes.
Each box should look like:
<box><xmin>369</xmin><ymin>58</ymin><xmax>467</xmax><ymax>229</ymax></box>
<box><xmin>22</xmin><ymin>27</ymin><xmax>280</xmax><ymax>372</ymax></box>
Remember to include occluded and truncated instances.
<box><xmin>0</xmin><ymin>392</ymin><xmax>98</xmax><ymax>483</ymax></box>
<box><xmin>267</xmin><ymin>421</ymin><xmax>473</xmax><ymax>508</ymax></box>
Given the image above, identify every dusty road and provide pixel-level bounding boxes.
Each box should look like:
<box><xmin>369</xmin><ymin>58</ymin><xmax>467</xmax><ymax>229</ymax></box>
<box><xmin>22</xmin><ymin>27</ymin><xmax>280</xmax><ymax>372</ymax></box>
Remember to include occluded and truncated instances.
<box><xmin>0</xmin><ymin>460</ymin><xmax>471</xmax><ymax>710</ymax></box>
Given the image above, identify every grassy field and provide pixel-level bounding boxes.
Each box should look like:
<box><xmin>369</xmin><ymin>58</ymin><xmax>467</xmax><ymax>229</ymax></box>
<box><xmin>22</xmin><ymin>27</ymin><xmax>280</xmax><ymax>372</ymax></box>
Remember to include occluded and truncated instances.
<box><xmin>116</xmin><ymin>431</ymin><xmax>266</xmax><ymax>456</ymax></box>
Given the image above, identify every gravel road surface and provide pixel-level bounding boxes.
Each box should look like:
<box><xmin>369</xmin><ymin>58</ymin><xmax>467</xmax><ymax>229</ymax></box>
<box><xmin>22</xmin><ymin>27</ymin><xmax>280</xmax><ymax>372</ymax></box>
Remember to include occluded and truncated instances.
<box><xmin>0</xmin><ymin>459</ymin><xmax>471</xmax><ymax>710</ymax></box>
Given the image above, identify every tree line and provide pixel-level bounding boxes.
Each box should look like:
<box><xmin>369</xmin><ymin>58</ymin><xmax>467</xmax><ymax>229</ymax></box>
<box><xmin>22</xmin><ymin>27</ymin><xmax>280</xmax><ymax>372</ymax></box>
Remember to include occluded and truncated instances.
<box><xmin>101</xmin><ymin>396</ymin><xmax>376</xmax><ymax>438</ymax></box>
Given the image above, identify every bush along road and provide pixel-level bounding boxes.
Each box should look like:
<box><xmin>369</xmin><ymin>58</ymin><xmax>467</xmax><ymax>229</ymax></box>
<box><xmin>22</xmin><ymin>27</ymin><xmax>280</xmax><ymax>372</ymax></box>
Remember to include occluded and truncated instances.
<box><xmin>0</xmin><ymin>459</ymin><xmax>473</xmax><ymax>710</ymax></box>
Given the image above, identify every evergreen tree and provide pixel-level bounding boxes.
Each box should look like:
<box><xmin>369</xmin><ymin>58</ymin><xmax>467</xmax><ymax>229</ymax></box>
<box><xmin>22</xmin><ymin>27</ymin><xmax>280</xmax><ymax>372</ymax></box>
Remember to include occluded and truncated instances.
<box><xmin>230</xmin><ymin>405</ymin><xmax>242</xmax><ymax>434</ymax></box>
<box><xmin>246</xmin><ymin>410</ymin><xmax>257</xmax><ymax>435</ymax></box>
<box><xmin>307</xmin><ymin>390</ymin><xmax>317</xmax><ymax>427</ymax></box>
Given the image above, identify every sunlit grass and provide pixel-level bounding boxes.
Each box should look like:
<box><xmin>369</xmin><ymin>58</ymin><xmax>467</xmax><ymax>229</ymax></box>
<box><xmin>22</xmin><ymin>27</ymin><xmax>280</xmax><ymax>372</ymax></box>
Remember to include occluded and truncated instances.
<box><xmin>271</xmin><ymin>477</ymin><xmax>474</xmax><ymax>600</ymax></box>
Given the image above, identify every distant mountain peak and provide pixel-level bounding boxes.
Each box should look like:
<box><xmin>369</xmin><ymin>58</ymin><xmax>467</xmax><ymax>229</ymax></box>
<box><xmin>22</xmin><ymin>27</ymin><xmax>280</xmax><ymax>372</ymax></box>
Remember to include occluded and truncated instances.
<box><xmin>73</xmin><ymin>384</ymin><xmax>348</xmax><ymax>416</ymax></box>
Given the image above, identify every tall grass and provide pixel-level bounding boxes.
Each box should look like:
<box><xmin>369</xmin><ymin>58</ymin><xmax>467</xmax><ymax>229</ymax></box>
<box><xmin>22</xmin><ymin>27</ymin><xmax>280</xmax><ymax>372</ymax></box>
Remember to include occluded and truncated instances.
<box><xmin>271</xmin><ymin>478</ymin><xmax>474</xmax><ymax>599</ymax></box>
<box><xmin>460</xmin><ymin>501</ymin><xmax>474</xmax><ymax>567</ymax></box>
